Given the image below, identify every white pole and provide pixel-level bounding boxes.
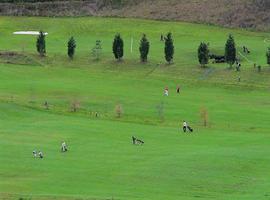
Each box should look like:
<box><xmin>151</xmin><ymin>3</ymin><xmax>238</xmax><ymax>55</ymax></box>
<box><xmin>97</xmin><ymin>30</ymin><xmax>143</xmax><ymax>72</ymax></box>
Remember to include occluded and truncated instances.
<box><xmin>131</xmin><ymin>37</ymin><xmax>133</xmax><ymax>53</ymax></box>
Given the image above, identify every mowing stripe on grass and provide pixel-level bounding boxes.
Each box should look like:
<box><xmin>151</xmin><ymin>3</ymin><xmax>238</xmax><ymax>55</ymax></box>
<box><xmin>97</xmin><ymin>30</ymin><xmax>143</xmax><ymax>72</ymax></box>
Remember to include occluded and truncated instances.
<box><xmin>198</xmin><ymin>67</ymin><xmax>216</xmax><ymax>80</ymax></box>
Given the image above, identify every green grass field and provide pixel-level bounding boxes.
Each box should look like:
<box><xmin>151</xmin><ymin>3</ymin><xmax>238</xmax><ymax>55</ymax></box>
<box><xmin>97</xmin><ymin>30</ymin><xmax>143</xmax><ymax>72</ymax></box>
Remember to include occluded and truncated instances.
<box><xmin>0</xmin><ymin>17</ymin><xmax>270</xmax><ymax>200</ymax></box>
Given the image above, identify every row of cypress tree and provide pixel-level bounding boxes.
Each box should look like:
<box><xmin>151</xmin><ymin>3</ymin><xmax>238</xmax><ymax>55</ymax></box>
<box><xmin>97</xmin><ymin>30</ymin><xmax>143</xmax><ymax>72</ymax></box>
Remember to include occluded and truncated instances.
<box><xmin>113</xmin><ymin>32</ymin><xmax>174</xmax><ymax>63</ymax></box>
<box><xmin>36</xmin><ymin>31</ymin><xmax>174</xmax><ymax>63</ymax></box>
<box><xmin>36</xmin><ymin>31</ymin><xmax>270</xmax><ymax>67</ymax></box>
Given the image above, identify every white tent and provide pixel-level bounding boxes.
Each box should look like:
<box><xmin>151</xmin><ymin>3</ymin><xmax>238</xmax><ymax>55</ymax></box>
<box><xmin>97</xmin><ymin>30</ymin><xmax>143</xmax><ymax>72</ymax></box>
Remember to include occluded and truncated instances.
<box><xmin>13</xmin><ymin>31</ymin><xmax>48</xmax><ymax>35</ymax></box>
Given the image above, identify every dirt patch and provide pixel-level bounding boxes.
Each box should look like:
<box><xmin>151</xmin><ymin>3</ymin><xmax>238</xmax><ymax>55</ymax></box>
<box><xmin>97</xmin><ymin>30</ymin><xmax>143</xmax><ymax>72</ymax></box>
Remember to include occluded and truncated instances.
<box><xmin>0</xmin><ymin>51</ymin><xmax>41</xmax><ymax>66</ymax></box>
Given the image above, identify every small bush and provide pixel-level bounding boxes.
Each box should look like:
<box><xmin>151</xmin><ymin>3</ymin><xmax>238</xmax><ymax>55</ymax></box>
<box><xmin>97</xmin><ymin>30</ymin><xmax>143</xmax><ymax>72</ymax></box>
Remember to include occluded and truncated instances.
<box><xmin>115</xmin><ymin>104</ymin><xmax>123</xmax><ymax>118</ymax></box>
<box><xmin>70</xmin><ymin>100</ymin><xmax>80</xmax><ymax>112</ymax></box>
<box><xmin>200</xmin><ymin>107</ymin><xmax>208</xmax><ymax>127</ymax></box>
<box><xmin>44</xmin><ymin>101</ymin><xmax>49</xmax><ymax>110</ymax></box>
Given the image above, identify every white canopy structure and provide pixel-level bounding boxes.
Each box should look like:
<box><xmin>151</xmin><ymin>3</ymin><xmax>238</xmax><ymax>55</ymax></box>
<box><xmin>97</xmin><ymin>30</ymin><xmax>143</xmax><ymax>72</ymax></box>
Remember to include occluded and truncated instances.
<box><xmin>13</xmin><ymin>31</ymin><xmax>48</xmax><ymax>35</ymax></box>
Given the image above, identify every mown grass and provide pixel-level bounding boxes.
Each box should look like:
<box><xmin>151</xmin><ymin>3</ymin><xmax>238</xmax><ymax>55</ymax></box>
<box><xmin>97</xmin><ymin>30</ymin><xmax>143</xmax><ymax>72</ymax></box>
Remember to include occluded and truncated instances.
<box><xmin>0</xmin><ymin>17</ymin><xmax>270</xmax><ymax>200</ymax></box>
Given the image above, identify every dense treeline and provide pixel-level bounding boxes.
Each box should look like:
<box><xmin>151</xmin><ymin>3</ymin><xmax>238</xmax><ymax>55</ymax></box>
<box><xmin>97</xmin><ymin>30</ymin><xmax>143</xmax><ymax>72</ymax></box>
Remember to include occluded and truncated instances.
<box><xmin>0</xmin><ymin>0</ymin><xmax>90</xmax><ymax>2</ymax></box>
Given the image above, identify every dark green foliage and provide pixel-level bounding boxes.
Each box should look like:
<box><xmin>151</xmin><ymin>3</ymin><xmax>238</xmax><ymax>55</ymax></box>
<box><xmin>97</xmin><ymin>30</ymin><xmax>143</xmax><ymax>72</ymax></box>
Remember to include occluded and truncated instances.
<box><xmin>139</xmin><ymin>34</ymin><xmax>150</xmax><ymax>62</ymax></box>
<box><xmin>164</xmin><ymin>32</ymin><xmax>174</xmax><ymax>64</ymax></box>
<box><xmin>36</xmin><ymin>31</ymin><xmax>46</xmax><ymax>56</ymax></box>
<box><xmin>225</xmin><ymin>34</ymin><xmax>236</xmax><ymax>68</ymax></box>
<box><xmin>257</xmin><ymin>65</ymin><xmax>261</xmax><ymax>72</ymax></box>
<box><xmin>266</xmin><ymin>47</ymin><xmax>270</xmax><ymax>66</ymax></box>
<box><xmin>198</xmin><ymin>42</ymin><xmax>209</xmax><ymax>67</ymax></box>
<box><xmin>113</xmin><ymin>34</ymin><xmax>124</xmax><ymax>61</ymax></box>
<box><xmin>67</xmin><ymin>36</ymin><xmax>76</xmax><ymax>59</ymax></box>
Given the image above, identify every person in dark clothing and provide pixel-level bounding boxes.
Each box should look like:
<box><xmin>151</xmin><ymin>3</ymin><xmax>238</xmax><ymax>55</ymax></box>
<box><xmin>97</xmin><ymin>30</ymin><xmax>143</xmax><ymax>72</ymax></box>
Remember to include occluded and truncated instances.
<box><xmin>38</xmin><ymin>151</ymin><xmax>43</xmax><ymax>159</ymax></box>
<box><xmin>132</xmin><ymin>136</ymin><xmax>144</xmax><ymax>145</ymax></box>
<box><xmin>176</xmin><ymin>86</ymin><xmax>180</xmax><ymax>94</ymax></box>
<box><xmin>132</xmin><ymin>136</ymin><xmax>136</xmax><ymax>144</ymax></box>
<box><xmin>160</xmin><ymin>34</ymin><xmax>164</xmax><ymax>41</ymax></box>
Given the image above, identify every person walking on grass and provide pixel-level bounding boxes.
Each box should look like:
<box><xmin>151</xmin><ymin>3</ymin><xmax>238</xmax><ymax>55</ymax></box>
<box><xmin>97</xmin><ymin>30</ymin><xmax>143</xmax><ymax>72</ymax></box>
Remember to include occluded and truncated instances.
<box><xmin>61</xmin><ymin>141</ymin><xmax>68</xmax><ymax>152</ymax></box>
<box><xmin>33</xmin><ymin>150</ymin><xmax>37</xmax><ymax>158</ymax></box>
<box><xmin>182</xmin><ymin>120</ymin><xmax>193</xmax><ymax>133</ymax></box>
<box><xmin>176</xmin><ymin>85</ymin><xmax>180</xmax><ymax>94</ymax></box>
<box><xmin>38</xmin><ymin>151</ymin><xmax>44</xmax><ymax>159</ymax></box>
<box><xmin>164</xmin><ymin>87</ymin><xmax>169</xmax><ymax>96</ymax></box>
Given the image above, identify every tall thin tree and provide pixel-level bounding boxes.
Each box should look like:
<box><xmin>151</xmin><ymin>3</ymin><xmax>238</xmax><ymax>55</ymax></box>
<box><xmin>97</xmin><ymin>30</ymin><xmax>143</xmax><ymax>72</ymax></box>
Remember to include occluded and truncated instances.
<box><xmin>67</xmin><ymin>37</ymin><xmax>76</xmax><ymax>59</ymax></box>
<box><xmin>266</xmin><ymin>47</ymin><xmax>270</xmax><ymax>66</ymax></box>
<box><xmin>164</xmin><ymin>32</ymin><xmax>174</xmax><ymax>64</ymax></box>
<box><xmin>36</xmin><ymin>31</ymin><xmax>46</xmax><ymax>56</ymax></box>
<box><xmin>198</xmin><ymin>42</ymin><xmax>209</xmax><ymax>67</ymax></box>
<box><xmin>225</xmin><ymin>34</ymin><xmax>236</xmax><ymax>68</ymax></box>
<box><xmin>139</xmin><ymin>34</ymin><xmax>150</xmax><ymax>62</ymax></box>
<box><xmin>113</xmin><ymin>34</ymin><xmax>124</xmax><ymax>61</ymax></box>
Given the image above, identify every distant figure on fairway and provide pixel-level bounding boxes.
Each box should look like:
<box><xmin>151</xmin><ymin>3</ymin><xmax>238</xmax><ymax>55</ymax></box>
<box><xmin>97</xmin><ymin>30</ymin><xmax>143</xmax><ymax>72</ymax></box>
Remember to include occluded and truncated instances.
<box><xmin>176</xmin><ymin>86</ymin><xmax>180</xmax><ymax>94</ymax></box>
<box><xmin>236</xmin><ymin>62</ymin><xmax>241</xmax><ymax>71</ymax></box>
<box><xmin>160</xmin><ymin>34</ymin><xmax>164</xmax><ymax>41</ymax></box>
<box><xmin>183</xmin><ymin>120</ymin><xmax>193</xmax><ymax>133</ymax></box>
<box><xmin>243</xmin><ymin>46</ymin><xmax>246</xmax><ymax>53</ymax></box>
<box><xmin>164</xmin><ymin>87</ymin><xmax>169</xmax><ymax>96</ymax></box>
<box><xmin>61</xmin><ymin>141</ymin><xmax>68</xmax><ymax>152</ymax></box>
<box><xmin>132</xmin><ymin>136</ymin><xmax>136</xmax><ymax>145</ymax></box>
<box><xmin>132</xmin><ymin>136</ymin><xmax>144</xmax><ymax>145</ymax></box>
<box><xmin>38</xmin><ymin>151</ymin><xmax>43</xmax><ymax>159</ymax></box>
<box><xmin>33</xmin><ymin>150</ymin><xmax>37</xmax><ymax>158</ymax></box>
<box><xmin>44</xmin><ymin>101</ymin><xmax>49</xmax><ymax>110</ymax></box>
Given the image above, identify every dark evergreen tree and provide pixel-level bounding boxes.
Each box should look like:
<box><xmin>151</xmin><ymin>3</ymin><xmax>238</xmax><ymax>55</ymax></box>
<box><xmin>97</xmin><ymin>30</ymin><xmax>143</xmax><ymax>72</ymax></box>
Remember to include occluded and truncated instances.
<box><xmin>266</xmin><ymin>47</ymin><xmax>270</xmax><ymax>66</ymax></box>
<box><xmin>198</xmin><ymin>42</ymin><xmax>209</xmax><ymax>67</ymax></box>
<box><xmin>139</xmin><ymin>34</ymin><xmax>150</xmax><ymax>62</ymax></box>
<box><xmin>36</xmin><ymin>31</ymin><xmax>46</xmax><ymax>56</ymax></box>
<box><xmin>67</xmin><ymin>37</ymin><xmax>76</xmax><ymax>59</ymax></box>
<box><xmin>225</xmin><ymin>34</ymin><xmax>236</xmax><ymax>68</ymax></box>
<box><xmin>164</xmin><ymin>32</ymin><xmax>174</xmax><ymax>64</ymax></box>
<box><xmin>113</xmin><ymin>34</ymin><xmax>124</xmax><ymax>61</ymax></box>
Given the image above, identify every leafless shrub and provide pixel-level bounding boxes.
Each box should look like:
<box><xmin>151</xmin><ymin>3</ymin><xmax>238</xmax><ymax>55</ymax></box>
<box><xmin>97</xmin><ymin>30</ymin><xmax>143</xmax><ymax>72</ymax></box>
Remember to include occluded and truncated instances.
<box><xmin>44</xmin><ymin>101</ymin><xmax>49</xmax><ymax>110</ymax></box>
<box><xmin>70</xmin><ymin>100</ymin><xmax>80</xmax><ymax>112</ymax></box>
<box><xmin>200</xmin><ymin>107</ymin><xmax>208</xmax><ymax>127</ymax></box>
<box><xmin>115</xmin><ymin>104</ymin><xmax>123</xmax><ymax>118</ymax></box>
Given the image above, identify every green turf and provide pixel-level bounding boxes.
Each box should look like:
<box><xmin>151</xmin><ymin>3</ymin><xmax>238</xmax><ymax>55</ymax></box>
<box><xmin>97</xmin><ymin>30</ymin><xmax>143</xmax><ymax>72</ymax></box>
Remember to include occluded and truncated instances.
<box><xmin>0</xmin><ymin>16</ymin><xmax>270</xmax><ymax>200</ymax></box>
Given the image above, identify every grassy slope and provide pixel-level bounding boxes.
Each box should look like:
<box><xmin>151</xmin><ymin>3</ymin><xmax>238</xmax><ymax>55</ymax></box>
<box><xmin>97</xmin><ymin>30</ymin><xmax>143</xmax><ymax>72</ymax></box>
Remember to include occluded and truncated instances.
<box><xmin>0</xmin><ymin>17</ymin><xmax>270</xmax><ymax>200</ymax></box>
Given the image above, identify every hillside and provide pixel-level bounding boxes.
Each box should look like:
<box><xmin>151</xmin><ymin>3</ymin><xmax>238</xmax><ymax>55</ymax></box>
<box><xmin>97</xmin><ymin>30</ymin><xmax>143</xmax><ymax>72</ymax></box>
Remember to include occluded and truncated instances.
<box><xmin>0</xmin><ymin>16</ymin><xmax>270</xmax><ymax>200</ymax></box>
<box><xmin>0</xmin><ymin>0</ymin><xmax>269</xmax><ymax>31</ymax></box>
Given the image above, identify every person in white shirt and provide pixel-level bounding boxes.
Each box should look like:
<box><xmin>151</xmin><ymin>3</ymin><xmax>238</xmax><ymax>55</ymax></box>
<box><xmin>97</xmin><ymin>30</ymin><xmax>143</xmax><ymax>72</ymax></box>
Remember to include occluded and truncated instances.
<box><xmin>183</xmin><ymin>120</ymin><xmax>193</xmax><ymax>133</ymax></box>
<box><xmin>33</xmin><ymin>150</ymin><xmax>37</xmax><ymax>158</ymax></box>
<box><xmin>183</xmin><ymin>120</ymin><xmax>187</xmax><ymax>132</ymax></box>
<box><xmin>164</xmin><ymin>87</ymin><xmax>169</xmax><ymax>96</ymax></box>
<box><xmin>61</xmin><ymin>141</ymin><xmax>67</xmax><ymax>152</ymax></box>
